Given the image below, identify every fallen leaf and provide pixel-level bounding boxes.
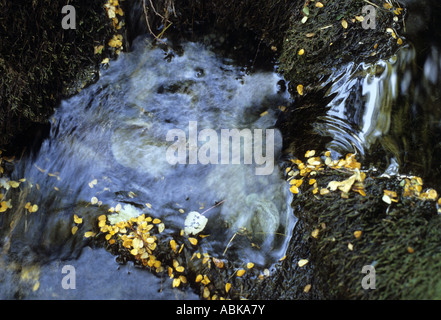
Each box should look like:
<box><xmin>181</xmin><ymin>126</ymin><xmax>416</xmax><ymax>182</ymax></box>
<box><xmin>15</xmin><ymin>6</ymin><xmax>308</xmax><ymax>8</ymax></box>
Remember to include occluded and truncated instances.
<box><xmin>225</xmin><ymin>283</ymin><xmax>231</xmax><ymax>293</ymax></box>
<box><xmin>342</xmin><ymin>19</ymin><xmax>348</xmax><ymax>29</ymax></box>
<box><xmin>354</xmin><ymin>230</ymin><xmax>362</xmax><ymax>239</ymax></box>
<box><xmin>237</xmin><ymin>269</ymin><xmax>246</xmax><ymax>277</ymax></box>
<box><xmin>297</xmin><ymin>84</ymin><xmax>304</xmax><ymax>96</ymax></box>
<box><xmin>73</xmin><ymin>214</ymin><xmax>83</xmax><ymax>224</ymax></box>
<box><xmin>298</xmin><ymin>259</ymin><xmax>309</xmax><ymax>267</ymax></box>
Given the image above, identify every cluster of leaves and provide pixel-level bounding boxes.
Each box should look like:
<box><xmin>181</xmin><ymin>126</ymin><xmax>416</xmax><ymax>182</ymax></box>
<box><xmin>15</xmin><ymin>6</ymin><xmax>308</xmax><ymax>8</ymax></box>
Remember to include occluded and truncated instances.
<box><xmin>288</xmin><ymin>149</ymin><xmax>441</xmax><ymax>207</ymax></box>
<box><xmin>94</xmin><ymin>203</ymin><xmax>277</xmax><ymax>299</ymax></box>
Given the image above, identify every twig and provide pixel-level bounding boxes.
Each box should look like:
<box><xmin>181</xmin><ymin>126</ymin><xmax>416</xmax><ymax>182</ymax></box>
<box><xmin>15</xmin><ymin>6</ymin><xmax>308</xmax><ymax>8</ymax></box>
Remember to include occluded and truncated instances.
<box><xmin>200</xmin><ymin>199</ymin><xmax>225</xmax><ymax>215</ymax></box>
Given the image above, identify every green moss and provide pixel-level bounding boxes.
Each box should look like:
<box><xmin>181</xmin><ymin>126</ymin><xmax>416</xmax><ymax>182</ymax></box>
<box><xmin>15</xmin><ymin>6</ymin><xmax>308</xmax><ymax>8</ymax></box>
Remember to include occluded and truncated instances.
<box><xmin>279</xmin><ymin>0</ymin><xmax>403</xmax><ymax>93</ymax></box>
<box><xmin>0</xmin><ymin>0</ymin><xmax>115</xmax><ymax>151</ymax></box>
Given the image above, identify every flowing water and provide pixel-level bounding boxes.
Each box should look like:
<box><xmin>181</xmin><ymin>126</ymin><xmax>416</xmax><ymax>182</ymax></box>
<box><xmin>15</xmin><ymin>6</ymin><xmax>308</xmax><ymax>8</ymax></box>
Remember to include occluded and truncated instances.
<box><xmin>0</xmin><ymin>37</ymin><xmax>294</xmax><ymax>299</ymax></box>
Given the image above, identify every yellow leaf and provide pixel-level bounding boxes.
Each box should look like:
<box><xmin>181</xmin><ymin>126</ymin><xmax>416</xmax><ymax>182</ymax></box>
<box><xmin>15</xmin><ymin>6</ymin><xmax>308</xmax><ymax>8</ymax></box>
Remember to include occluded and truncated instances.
<box><xmin>9</xmin><ymin>181</ymin><xmax>20</xmax><ymax>188</ymax></box>
<box><xmin>152</xmin><ymin>218</ymin><xmax>161</xmax><ymax>224</ymax></box>
<box><xmin>298</xmin><ymin>259</ymin><xmax>309</xmax><ymax>267</ymax></box>
<box><xmin>298</xmin><ymin>48</ymin><xmax>305</xmax><ymax>56</ymax></box>
<box><xmin>73</xmin><ymin>214</ymin><xmax>83</xmax><ymax>224</ymax></box>
<box><xmin>247</xmin><ymin>262</ymin><xmax>254</xmax><ymax>269</ymax></box>
<box><xmin>311</xmin><ymin>229</ymin><xmax>319</xmax><ymax>239</ymax></box>
<box><xmin>0</xmin><ymin>201</ymin><xmax>8</xmax><ymax>212</ymax></box>
<box><xmin>383</xmin><ymin>3</ymin><xmax>393</xmax><ymax>9</ymax></box>
<box><xmin>189</xmin><ymin>237</ymin><xmax>198</xmax><ymax>245</ymax></box>
<box><xmin>290</xmin><ymin>179</ymin><xmax>303</xmax><ymax>187</ymax></box>
<box><xmin>71</xmin><ymin>226</ymin><xmax>78</xmax><ymax>235</ymax></box>
<box><xmin>309</xmin><ymin>179</ymin><xmax>316</xmax><ymax>185</ymax></box>
<box><xmin>172</xmin><ymin>278</ymin><xmax>181</xmax><ymax>288</ymax></box>
<box><xmin>342</xmin><ymin>19</ymin><xmax>348</xmax><ymax>29</ymax></box>
<box><xmin>315</xmin><ymin>2</ymin><xmax>323</xmax><ymax>8</ymax></box>
<box><xmin>33</xmin><ymin>281</ymin><xmax>40</xmax><ymax>292</ymax></box>
<box><xmin>31</xmin><ymin>204</ymin><xmax>38</xmax><ymax>213</ymax></box>
<box><xmin>130</xmin><ymin>248</ymin><xmax>138</xmax><ymax>256</ymax></box>
<box><xmin>236</xmin><ymin>269</ymin><xmax>246</xmax><ymax>277</ymax></box>
<box><xmin>348</xmin><ymin>243</ymin><xmax>354</xmax><ymax>251</ymax></box>
<box><xmin>91</xmin><ymin>197</ymin><xmax>98</xmax><ymax>205</ymax></box>
<box><xmin>176</xmin><ymin>266</ymin><xmax>184</xmax><ymax>273</ymax></box>
<box><xmin>225</xmin><ymin>282</ymin><xmax>231</xmax><ymax>293</ymax></box>
<box><xmin>201</xmin><ymin>275</ymin><xmax>211</xmax><ymax>285</ymax></box>
<box><xmin>170</xmin><ymin>239</ymin><xmax>177</xmax><ymax>252</ymax></box>
<box><xmin>203</xmin><ymin>286</ymin><xmax>210</xmax><ymax>299</ymax></box>
<box><xmin>354</xmin><ymin>230</ymin><xmax>362</xmax><ymax>239</ymax></box>
<box><xmin>290</xmin><ymin>185</ymin><xmax>299</xmax><ymax>194</ymax></box>
<box><xmin>297</xmin><ymin>84</ymin><xmax>304</xmax><ymax>96</ymax></box>
<box><xmin>84</xmin><ymin>231</ymin><xmax>96</xmax><ymax>238</ymax></box>
<box><xmin>212</xmin><ymin>257</ymin><xmax>224</xmax><ymax>268</ymax></box>
<box><xmin>304</xmin><ymin>284</ymin><xmax>311</xmax><ymax>293</ymax></box>
<box><xmin>195</xmin><ymin>274</ymin><xmax>203</xmax><ymax>282</ymax></box>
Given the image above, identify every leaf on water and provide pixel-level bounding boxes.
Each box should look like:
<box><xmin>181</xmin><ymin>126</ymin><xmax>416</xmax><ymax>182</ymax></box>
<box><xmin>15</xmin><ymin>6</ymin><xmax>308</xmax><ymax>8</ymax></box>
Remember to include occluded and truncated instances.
<box><xmin>9</xmin><ymin>181</ymin><xmax>20</xmax><ymax>188</ymax></box>
<box><xmin>172</xmin><ymin>278</ymin><xmax>181</xmax><ymax>288</ymax></box>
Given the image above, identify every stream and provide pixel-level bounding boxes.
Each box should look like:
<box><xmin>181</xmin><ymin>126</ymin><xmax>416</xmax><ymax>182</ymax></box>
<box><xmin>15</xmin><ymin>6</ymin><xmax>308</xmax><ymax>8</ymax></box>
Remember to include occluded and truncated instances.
<box><xmin>1</xmin><ymin>9</ymin><xmax>441</xmax><ymax>299</ymax></box>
